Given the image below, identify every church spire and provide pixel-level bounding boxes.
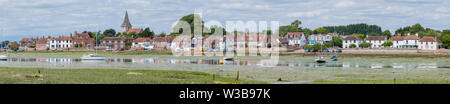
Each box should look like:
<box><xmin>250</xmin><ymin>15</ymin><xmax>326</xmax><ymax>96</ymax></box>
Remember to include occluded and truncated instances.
<box><xmin>121</xmin><ymin>10</ymin><xmax>132</xmax><ymax>33</ymax></box>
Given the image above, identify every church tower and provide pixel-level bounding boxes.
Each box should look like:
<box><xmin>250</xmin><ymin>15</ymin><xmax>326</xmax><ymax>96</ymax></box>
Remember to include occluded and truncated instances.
<box><xmin>121</xmin><ymin>11</ymin><xmax>132</xmax><ymax>33</ymax></box>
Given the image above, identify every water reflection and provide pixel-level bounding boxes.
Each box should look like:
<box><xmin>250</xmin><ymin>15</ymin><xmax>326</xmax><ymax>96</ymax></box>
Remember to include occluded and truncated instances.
<box><xmin>0</xmin><ymin>57</ymin><xmax>447</xmax><ymax>69</ymax></box>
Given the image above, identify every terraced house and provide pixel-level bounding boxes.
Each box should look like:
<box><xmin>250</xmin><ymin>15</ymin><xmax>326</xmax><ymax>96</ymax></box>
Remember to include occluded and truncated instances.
<box><xmin>100</xmin><ymin>37</ymin><xmax>134</xmax><ymax>51</ymax></box>
<box><xmin>418</xmin><ymin>37</ymin><xmax>438</xmax><ymax>50</ymax></box>
<box><xmin>365</xmin><ymin>36</ymin><xmax>387</xmax><ymax>48</ymax></box>
<box><xmin>71</xmin><ymin>32</ymin><xmax>95</xmax><ymax>50</ymax></box>
<box><xmin>285</xmin><ymin>32</ymin><xmax>307</xmax><ymax>47</ymax></box>
<box><xmin>388</xmin><ymin>33</ymin><xmax>420</xmax><ymax>48</ymax></box>
<box><xmin>342</xmin><ymin>36</ymin><xmax>363</xmax><ymax>48</ymax></box>
<box><xmin>309</xmin><ymin>33</ymin><xmax>335</xmax><ymax>45</ymax></box>
<box><xmin>49</xmin><ymin>36</ymin><xmax>72</xmax><ymax>50</ymax></box>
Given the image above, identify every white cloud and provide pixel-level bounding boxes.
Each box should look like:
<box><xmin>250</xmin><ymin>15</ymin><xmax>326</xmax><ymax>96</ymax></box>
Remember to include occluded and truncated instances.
<box><xmin>287</xmin><ymin>9</ymin><xmax>329</xmax><ymax>17</ymax></box>
<box><xmin>0</xmin><ymin>0</ymin><xmax>449</xmax><ymax>41</ymax></box>
<box><xmin>335</xmin><ymin>0</ymin><xmax>356</xmax><ymax>8</ymax></box>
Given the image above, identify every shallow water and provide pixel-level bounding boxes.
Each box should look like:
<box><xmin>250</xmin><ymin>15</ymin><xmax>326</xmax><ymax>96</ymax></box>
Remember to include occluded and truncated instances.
<box><xmin>1</xmin><ymin>54</ymin><xmax>449</xmax><ymax>83</ymax></box>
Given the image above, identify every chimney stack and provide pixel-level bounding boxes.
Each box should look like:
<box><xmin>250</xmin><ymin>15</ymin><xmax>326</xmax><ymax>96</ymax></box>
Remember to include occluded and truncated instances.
<box><xmin>415</xmin><ymin>33</ymin><xmax>418</xmax><ymax>36</ymax></box>
<box><xmin>407</xmin><ymin>33</ymin><xmax>411</xmax><ymax>36</ymax></box>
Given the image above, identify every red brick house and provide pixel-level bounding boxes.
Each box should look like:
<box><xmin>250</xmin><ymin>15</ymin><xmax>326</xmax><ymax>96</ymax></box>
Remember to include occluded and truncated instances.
<box><xmin>19</xmin><ymin>38</ymin><xmax>37</xmax><ymax>51</ymax></box>
<box><xmin>72</xmin><ymin>32</ymin><xmax>95</xmax><ymax>50</ymax></box>
<box><xmin>35</xmin><ymin>36</ymin><xmax>50</xmax><ymax>51</ymax></box>
<box><xmin>100</xmin><ymin>36</ymin><xmax>134</xmax><ymax>51</ymax></box>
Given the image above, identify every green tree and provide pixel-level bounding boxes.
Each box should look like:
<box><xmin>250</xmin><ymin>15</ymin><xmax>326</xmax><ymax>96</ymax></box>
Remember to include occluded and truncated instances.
<box><xmin>314</xmin><ymin>27</ymin><xmax>328</xmax><ymax>34</ymax></box>
<box><xmin>352</xmin><ymin>33</ymin><xmax>365</xmax><ymax>39</ymax></box>
<box><xmin>125</xmin><ymin>42</ymin><xmax>132</xmax><ymax>49</ymax></box>
<box><xmin>382</xmin><ymin>41</ymin><xmax>393</xmax><ymax>47</ymax></box>
<box><xmin>349</xmin><ymin>44</ymin><xmax>357</xmax><ymax>48</ymax></box>
<box><xmin>323</xmin><ymin>23</ymin><xmax>382</xmax><ymax>35</ymax></box>
<box><xmin>410</xmin><ymin>23</ymin><xmax>425</xmax><ymax>33</ymax></box>
<box><xmin>359</xmin><ymin>42</ymin><xmax>372</xmax><ymax>48</ymax></box>
<box><xmin>9</xmin><ymin>45</ymin><xmax>18</xmax><ymax>51</ymax></box>
<box><xmin>103</xmin><ymin>29</ymin><xmax>116</xmax><ymax>37</ymax></box>
<box><xmin>94</xmin><ymin>31</ymin><xmax>105</xmax><ymax>45</ymax></box>
<box><xmin>279</xmin><ymin>25</ymin><xmax>301</xmax><ymax>36</ymax></box>
<box><xmin>138</xmin><ymin>27</ymin><xmax>155</xmax><ymax>38</ymax></box>
<box><xmin>302</xmin><ymin>28</ymin><xmax>313</xmax><ymax>35</ymax></box>
<box><xmin>442</xmin><ymin>34</ymin><xmax>450</xmax><ymax>49</ymax></box>
<box><xmin>303</xmin><ymin>45</ymin><xmax>314</xmax><ymax>50</ymax></box>
<box><xmin>173</xmin><ymin>14</ymin><xmax>206</xmax><ymax>36</ymax></box>
<box><xmin>160</xmin><ymin>32</ymin><xmax>167</xmax><ymax>37</ymax></box>
<box><xmin>291</xmin><ymin>19</ymin><xmax>302</xmax><ymax>29</ymax></box>
<box><xmin>331</xmin><ymin>37</ymin><xmax>343</xmax><ymax>48</ymax></box>
<box><xmin>382</xmin><ymin>30</ymin><xmax>392</xmax><ymax>38</ymax></box>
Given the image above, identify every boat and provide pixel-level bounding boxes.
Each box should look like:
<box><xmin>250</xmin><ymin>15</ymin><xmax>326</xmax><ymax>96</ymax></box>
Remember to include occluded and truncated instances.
<box><xmin>81</xmin><ymin>54</ymin><xmax>105</xmax><ymax>60</ymax></box>
<box><xmin>223</xmin><ymin>56</ymin><xmax>234</xmax><ymax>61</ymax></box>
<box><xmin>330</xmin><ymin>54</ymin><xmax>338</xmax><ymax>61</ymax></box>
<box><xmin>0</xmin><ymin>55</ymin><xmax>7</xmax><ymax>61</ymax></box>
<box><xmin>315</xmin><ymin>56</ymin><xmax>326</xmax><ymax>63</ymax></box>
<box><xmin>81</xmin><ymin>31</ymin><xmax>105</xmax><ymax>60</ymax></box>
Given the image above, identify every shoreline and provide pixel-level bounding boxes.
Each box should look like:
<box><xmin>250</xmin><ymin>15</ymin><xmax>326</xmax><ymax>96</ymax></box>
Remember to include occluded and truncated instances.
<box><xmin>3</xmin><ymin>50</ymin><xmax>449</xmax><ymax>58</ymax></box>
<box><xmin>0</xmin><ymin>67</ymin><xmax>265</xmax><ymax>84</ymax></box>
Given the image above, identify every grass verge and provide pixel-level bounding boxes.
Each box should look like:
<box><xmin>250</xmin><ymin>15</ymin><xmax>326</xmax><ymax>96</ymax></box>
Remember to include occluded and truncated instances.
<box><xmin>0</xmin><ymin>67</ymin><xmax>265</xmax><ymax>84</ymax></box>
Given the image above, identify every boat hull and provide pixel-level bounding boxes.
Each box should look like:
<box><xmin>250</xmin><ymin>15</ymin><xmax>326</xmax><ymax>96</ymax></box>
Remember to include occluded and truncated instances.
<box><xmin>80</xmin><ymin>57</ymin><xmax>105</xmax><ymax>60</ymax></box>
<box><xmin>0</xmin><ymin>55</ymin><xmax>8</xmax><ymax>60</ymax></box>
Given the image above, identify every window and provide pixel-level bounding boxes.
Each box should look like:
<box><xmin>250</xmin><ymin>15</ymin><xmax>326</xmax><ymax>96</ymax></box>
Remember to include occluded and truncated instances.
<box><xmin>431</xmin><ymin>42</ymin><xmax>433</xmax><ymax>44</ymax></box>
<box><xmin>379</xmin><ymin>40</ymin><xmax>381</xmax><ymax>43</ymax></box>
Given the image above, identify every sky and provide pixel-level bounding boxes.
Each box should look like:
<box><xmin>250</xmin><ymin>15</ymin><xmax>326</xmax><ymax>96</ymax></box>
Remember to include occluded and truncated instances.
<box><xmin>0</xmin><ymin>0</ymin><xmax>449</xmax><ymax>41</ymax></box>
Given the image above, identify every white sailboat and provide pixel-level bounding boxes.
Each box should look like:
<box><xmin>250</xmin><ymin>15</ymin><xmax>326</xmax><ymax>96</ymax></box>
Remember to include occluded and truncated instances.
<box><xmin>81</xmin><ymin>31</ymin><xmax>105</xmax><ymax>60</ymax></box>
<box><xmin>0</xmin><ymin>54</ymin><xmax>7</xmax><ymax>60</ymax></box>
<box><xmin>315</xmin><ymin>43</ymin><xmax>326</xmax><ymax>63</ymax></box>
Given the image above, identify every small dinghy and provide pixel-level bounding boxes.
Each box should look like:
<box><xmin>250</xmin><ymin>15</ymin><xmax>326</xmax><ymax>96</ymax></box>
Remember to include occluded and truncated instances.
<box><xmin>223</xmin><ymin>56</ymin><xmax>234</xmax><ymax>61</ymax></box>
<box><xmin>330</xmin><ymin>54</ymin><xmax>338</xmax><ymax>61</ymax></box>
<box><xmin>81</xmin><ymin>54</ymin><xmax>105</xmax><ymax>60</ymax></box>
<box><xmin>315</xmin><ymin>56</ymin><xmax>326</xmax><ymax>63</ymax></box>
<box><xmin>0</xmin><ymin>55</ymin><xmax>7</xmax><ymax>61</ymax></box>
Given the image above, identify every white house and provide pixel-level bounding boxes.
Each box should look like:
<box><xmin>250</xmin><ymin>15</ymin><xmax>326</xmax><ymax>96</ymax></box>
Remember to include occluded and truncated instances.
<box><xmin>365</xmin><ymin>36</ymin><xmax>387</xmax><ymax>48</ymax></box>
<box><xmin>309</xmin><ymin>33</ymin><xmax>335</xmax><ymax>45</ymax></box>
<box><xmin>389</xmin><ymin>33</ymin><xmax>420</xmax><ymax>48</ymax></box>
<box><xmin>285</xmin><ymin>32</ymin><xmax>307</xmax><ymax>47</ymax></box>
<box><xmin>418</xmin><ymin>37</ymin><xmax>438</xmax><ymax>50</ymax></box>
<box><xmin>403</xmin><ymin>33</ymin><xmax>420</xmax><ymax>48</ymax></box>
<box><xmin>49</xmin><ymin>36</ymin><xmax>72</xmax><ymax>50</ymax></box>
<box><xmin>132</xmin><ymin>37</ymin><xmax>151</xmax><ymax>50</ymax></box>
<box><xmin>342</xmin><ymin>36</ymin><xmax>362</xmax><ymax>48</ymax></box>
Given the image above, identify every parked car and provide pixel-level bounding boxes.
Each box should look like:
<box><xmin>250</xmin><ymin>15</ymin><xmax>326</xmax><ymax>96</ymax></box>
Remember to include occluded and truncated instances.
<box><xmin>335</xmin><ymin>49</ymin><xmax>342</xmax><ymax>53</ymax></box>
<box><xmin>317</xmin><ymin>50</ymin><xmax>323</xmax><ymax>52</ymax></box>
<box><xmin>304</xmin><ymin>49</ymin><xmax>310</xmax><ymax>52</ymax></box>
<box><xmin>324</xmin><ymin>49</ymin><xmax>329</xmax><ymax>53</ymax></box>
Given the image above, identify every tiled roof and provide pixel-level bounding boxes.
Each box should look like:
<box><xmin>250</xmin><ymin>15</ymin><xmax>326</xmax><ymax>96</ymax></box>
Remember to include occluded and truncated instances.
<box><xmin>342</xmin><ymin>36</ymin><xmax>361</xmax><ymax>40</ymax></box>
<box><xmin>286</xmin><ymin>32</ymin><xmax>304</xmax><ymax>35</ymax></box>
<box><xmin>389</xmin><ymin>36</ymin><xmax>404</xmax><ymax>41</ymax></box>
<box><xmin>8</xmin><ymin>42</ymin><xmax>19</xmax><ymax>46</ymax></box>
<box><xmin>127</xmin><ymin>28</ymin><xmax>142</xmax><ymax>34</ymax></box>
<box><xmin>50</xmin><ymin>36</ymin><xmax>72</xmax><ymax>41</ymax></box>
<box><xmin>133</xmin><ymin>37</ymin><xmax>151</xmax><ymax>42</ymax></box>
<box><xmin>419</xmin><ymin>37</ymin><xmax>437</xmax><ymax>42</ymax></box>
<box><xmin>404</xmin><ymin>35</ymin><xmax>420</xmax><ymax>40</ymax></box>
<box><xmin>20</xmin><ymin>38</ymin><xmax>33</xmax><ymax>42</ymax></box>
<box><xmin>36</xmin><ymin>38</ymin><xmax>48</xmax><ymax>44</ymax></box>
<box><xmin>102</xmin><ymin>37</ymin><xmax>133</xmax><ymax>41</ymax></box>
<box><xmin>366</xmin><ymin>36</ymin><xmax>386</xmax><ymax>40</ymax></box>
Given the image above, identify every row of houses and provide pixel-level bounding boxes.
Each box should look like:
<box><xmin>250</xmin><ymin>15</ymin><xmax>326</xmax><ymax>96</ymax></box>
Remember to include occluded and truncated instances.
<box><xmin>342</xmin><ymin>33</ymin><xmax>439</xmax><ymax>50</ymax></box>
<box><xmin>18</xmin><ymin>32</ymin><xmax>95</xmax><ymax>51</ymax></box>
<box><xmin>280</xmin><ymin>32</ymin><xmax>440</xmax><ymax>50</ymax></box>
<box><xmin>281</xmin><ymin>32</ymin><xmax>338</xmax><ymax>47</ymax></box>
